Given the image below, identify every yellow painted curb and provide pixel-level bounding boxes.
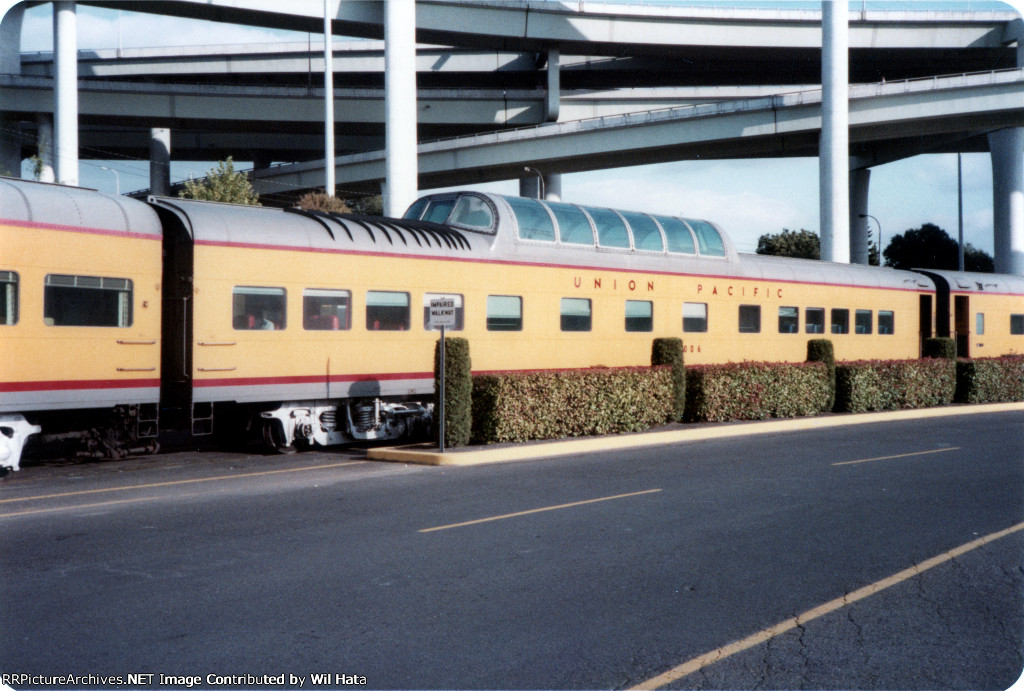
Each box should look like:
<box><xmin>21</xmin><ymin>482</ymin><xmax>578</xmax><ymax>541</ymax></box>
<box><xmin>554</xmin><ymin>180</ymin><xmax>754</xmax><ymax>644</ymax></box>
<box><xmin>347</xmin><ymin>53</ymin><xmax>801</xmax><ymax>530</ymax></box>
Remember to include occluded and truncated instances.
<box><xmin>366</xmin><ymin>401</ymin><xmax>1024</xmax><ymax>467</ymax></box>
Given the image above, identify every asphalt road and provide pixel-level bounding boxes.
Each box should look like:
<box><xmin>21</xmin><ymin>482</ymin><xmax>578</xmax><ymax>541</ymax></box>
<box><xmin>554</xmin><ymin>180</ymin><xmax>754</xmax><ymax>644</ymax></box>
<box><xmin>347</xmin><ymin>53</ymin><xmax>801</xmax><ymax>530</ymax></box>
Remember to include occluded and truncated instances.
<box><xmin>1</xmin><ymin>411</ymin><xmax>1022</xmax><ymax>690</ymax></box>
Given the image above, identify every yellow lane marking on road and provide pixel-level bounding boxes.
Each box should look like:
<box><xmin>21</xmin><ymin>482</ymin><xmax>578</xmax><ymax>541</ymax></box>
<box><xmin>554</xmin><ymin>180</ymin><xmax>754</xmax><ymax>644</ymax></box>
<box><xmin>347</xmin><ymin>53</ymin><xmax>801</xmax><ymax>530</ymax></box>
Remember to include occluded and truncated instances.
<box><xmin>832</xmin><ymin>446</ymin><xmax>961</xmax><ymax>467</ymax></box>
<box><xmin>419</xmin><ymin>488</ymin><xmax>663</xmax><ymax>533</ymax></box>
<box><xmin>630</xmin><ymin>520</ymin><xmax>1024</xmax><ymax>690</ymax></box>
<box><xmin>0</xmin><ymin>493</ymin><xmax>207</xmax><ymax>518</ymax></box>
<box><xmin>0</xmin><ymin>461</ymin><xmax>367</xmax><ymax>506</ymax></box>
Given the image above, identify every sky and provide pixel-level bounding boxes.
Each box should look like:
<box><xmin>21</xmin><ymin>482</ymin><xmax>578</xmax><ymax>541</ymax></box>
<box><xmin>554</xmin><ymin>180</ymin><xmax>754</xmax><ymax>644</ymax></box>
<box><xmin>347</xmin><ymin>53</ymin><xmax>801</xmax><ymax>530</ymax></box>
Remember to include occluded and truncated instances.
<box><xmin>16</xmin><ymin>0</ymin><xmax>1022</xmax><ymax>255</ymax></box>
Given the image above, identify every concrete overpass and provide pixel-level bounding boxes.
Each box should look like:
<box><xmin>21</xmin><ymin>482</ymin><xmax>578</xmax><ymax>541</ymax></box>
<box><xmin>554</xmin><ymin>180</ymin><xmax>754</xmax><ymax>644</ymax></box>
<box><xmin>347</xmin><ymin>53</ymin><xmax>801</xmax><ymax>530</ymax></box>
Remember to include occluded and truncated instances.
<box><xmin>1</xmin><ymin>0</ymin><xmax>1022</xmax><ymax>271</ymax></box>
<box><xmin>248</xmin><ymin>69</ymin><xmax>1024</xmax><ymax>193</ymax></box>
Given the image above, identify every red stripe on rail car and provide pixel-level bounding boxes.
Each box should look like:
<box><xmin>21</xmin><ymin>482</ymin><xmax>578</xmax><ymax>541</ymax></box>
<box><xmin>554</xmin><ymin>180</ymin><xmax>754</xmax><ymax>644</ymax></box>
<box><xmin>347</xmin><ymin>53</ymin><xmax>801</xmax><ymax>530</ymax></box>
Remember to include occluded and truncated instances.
<box><xmin>1</xmin><ymin>217</ymin><xmax>162</xmax><ymax>240</ymax></box>
<box><xmin>193</xmin><ymin>372</ymin><xmax>432</xmax><ymax>388</ymax></box>
<box><xmin>0</xmin><ymin>378</ymin><xmax>160</xmax><ymax>393</ymax></box>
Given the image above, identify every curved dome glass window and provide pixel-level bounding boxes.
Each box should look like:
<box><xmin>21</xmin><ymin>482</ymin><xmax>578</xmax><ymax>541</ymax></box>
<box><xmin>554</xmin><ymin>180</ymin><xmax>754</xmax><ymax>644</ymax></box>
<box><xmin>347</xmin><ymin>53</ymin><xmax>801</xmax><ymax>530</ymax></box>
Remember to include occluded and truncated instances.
<box><xmin>448</xmin><ymin>195</ymin><xmax>495</xmax><ymax>232</ymax></box>
<box><xmin>585</xmin><ymin>207</ymin><xmax>630</xmax><ymax>249</ymax></box>
<box><xmin>422</xmin><ymin>199</ymin><xmax>457</xmax><ymax>224</ymax></box>
<box><xmin>621</xmin><ymin>212</ymin><xmax>664</xmax><ymax>252</ymax></box>
<box><xmin>654</xmin><ymin>216</ymin><xmax>696</xmax><ymax>254</ymax></box>
<box><xmin>505</xmin><ymin>196</ymin><xmax>556</xmax><ymax>242</ymax></box>
<box><xmin>685</xmin><ymin>219</ymin><xmax>726</xmax><ymax>257</ymax></box>
<box><xmin>544</xmin><ymin>201</ymin><xmax>594</xmax><ymax>246</ymax></box>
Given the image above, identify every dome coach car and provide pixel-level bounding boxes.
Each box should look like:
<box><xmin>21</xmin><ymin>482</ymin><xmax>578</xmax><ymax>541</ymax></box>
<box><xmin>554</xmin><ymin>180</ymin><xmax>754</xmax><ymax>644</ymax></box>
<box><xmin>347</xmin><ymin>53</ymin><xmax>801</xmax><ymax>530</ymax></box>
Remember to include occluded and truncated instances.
<box><xmin>2</xmin><ymin>179</ymin><xmax>1022</xmax><ymax>468</ymax></box>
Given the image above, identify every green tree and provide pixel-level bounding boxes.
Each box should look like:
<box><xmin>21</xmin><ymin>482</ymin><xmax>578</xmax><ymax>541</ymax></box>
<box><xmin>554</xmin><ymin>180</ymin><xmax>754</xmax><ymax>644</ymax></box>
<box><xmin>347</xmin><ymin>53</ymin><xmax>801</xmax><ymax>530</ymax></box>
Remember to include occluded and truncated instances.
<box><xmin>179</xmin><ymin>157</ymin><xmax>260</xmax><ymax>205</ymax></box>
<box><xmin>756</xmin><ymin>228</ymin><xmax>820</xmax><ymax>259</ymax></box>
<box><xmin>346</xmin><ymin>194</ymin><xmax>383</xmax><ymax>215</ymax></box>
<box><xmin>297</xmin><ymin>190</ymin><xmax>351</xmax><ymax>213</ymax></box>
<box><xmin>883</xmin><ymin>223</ymin><xmax>994</xmax><ymax>272</ymax></box>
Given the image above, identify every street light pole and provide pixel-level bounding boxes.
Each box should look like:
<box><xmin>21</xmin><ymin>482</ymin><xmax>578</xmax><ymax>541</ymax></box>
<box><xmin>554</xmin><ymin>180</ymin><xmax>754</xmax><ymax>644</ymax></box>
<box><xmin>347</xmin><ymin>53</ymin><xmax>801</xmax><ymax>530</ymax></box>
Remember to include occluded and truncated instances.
<box><xmin>523</xmin><ymin>166</ymin><xmax>545</xmax><ymax>199</ymax></box>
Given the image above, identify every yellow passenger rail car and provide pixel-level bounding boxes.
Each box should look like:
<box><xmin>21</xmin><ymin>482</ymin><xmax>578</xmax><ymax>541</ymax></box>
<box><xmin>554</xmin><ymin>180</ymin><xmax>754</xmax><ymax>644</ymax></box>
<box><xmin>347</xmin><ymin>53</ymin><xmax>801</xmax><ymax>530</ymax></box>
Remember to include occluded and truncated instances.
<box><xmin>1</xmin><ymin>179</ymin><xmax>1022</xmax><ymax>465</ymax></box>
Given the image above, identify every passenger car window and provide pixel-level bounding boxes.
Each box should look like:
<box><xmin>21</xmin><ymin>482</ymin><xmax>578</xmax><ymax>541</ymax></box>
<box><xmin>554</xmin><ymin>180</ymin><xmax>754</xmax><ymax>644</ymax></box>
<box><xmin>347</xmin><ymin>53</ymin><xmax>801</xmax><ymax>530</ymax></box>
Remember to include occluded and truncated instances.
<box><xmin>683</xmin><ymin>302</ymin><xmax>708</xmax><ymax>332</ymax></box>
<box><xmin>505</xmin><ymin>196</ymin><xmax>555</xmax><ymax>242</ymax></box>
<box><xmin>738</xmin><ymin>305</ymin><xmax>761</xmax><ymax>333</ymax></box>
<box><xmin>1</xmin><ymin>271</ymin><xmax>17</xmax><ymax>325</ymax></box>
<box><xmin>545</xmin><ymin>201</ymin><xmax>594</xmax><ymax>245</ymax></box>
<box><xmin>303</xmin><ymin>289</ymin><xmax>351</xmax><ymax>330</ymax></box>
<box><xmin>487</xmin><ymin>295</ymin><xmax>523</xmax><ymax>331</ymax></box>
<box><xmin>621</xmin><ymin>212</ymin><xmax>664</xmax><ymax>252</ymax></box>
<box><xmin>560</xmin><ymin>298</ymin><xmax>592</xmax><ymax>332</ymax></box>
<box><xmin>423</xmin><ymin>293</ymin><xmax>464</xmax><ymax>331</ymax></box>
<box><xmin>805</xmin><ymin>307</ymin><xmax>825</xmax><ymax>334</ymax></box>
<box><xmin>879</xmin><ymin>310</ymin><xmax>895</xmax><ymax>335</ymax></box>
<box><xmin>585</xmin><ymin>207</ymin><xmax>630</xmax><ymax>249</ymax></box>
<box><xmin>855</xmin><ymin>309</ymin><xmax>873</xmax><ymax>334</ymax></box>
<box><xmin>625</xmin><ymin>300</ymin><xmax>653</xmax><ymax>332</ymax></box>
<box><xmin>233</xmin><ymin>286</ymin><xmax>286</xmax><ymax>330</ymax></box>
<box><xmin>366</xmin><ymin>291</ymin><xmax>410</xmax><ymax>331</ymax></box>
<box><xmin>975</xmin><ymin>312</ymin><xmax>984</xmax><ymax>336</ymax></box>
<box><xmin>45</xmin><ymin>274</ymin><xmax>132</xmax><ymax>327</ymax></box>
<box><xmin>778</xmin><ymin>306</ymin><xmax>799</xmax><ymax>334</ymax></box>
<box><xmin>655</xmin><ymin>216</ymin><xmax>696</xmax><ymax>254</ymax></box>
<box><xmin>831</xmin><ymin>308</ymin><xmax>849</xmax><ymax>334</ymax></box>
<box><xmin>1011</xmin><ymin>314</ymin><xmax>1024</xmax><ymax>335</ymax></box>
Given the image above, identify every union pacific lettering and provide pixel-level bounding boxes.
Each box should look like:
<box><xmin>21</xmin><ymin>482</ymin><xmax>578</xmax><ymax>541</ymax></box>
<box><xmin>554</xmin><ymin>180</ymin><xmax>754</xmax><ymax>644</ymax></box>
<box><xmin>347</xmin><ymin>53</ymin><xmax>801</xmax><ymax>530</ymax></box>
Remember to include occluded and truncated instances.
<box><xmin>573</xmin><ymin>276</ymin><xmax>656</xmax><ymax>292</ymax></box>
<box><xmin>696</xmin><ymin>283</ymin><xmax>784</xmax><ymax>299</ymax></box>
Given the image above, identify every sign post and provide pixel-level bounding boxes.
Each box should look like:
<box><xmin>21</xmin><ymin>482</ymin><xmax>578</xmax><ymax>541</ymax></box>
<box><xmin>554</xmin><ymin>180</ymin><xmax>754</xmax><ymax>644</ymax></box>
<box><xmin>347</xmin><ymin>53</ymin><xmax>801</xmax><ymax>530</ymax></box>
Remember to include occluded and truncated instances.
<box><xmin>428</xmin><ymin>297</ymin><xmax>457</xmax><ymax>452</ymax></box>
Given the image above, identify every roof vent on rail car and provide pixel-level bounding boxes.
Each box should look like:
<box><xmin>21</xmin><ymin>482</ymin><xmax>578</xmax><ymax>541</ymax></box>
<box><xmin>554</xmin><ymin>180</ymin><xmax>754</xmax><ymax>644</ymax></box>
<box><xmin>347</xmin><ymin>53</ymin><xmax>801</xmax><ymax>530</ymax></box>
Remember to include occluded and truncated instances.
<box><xmin>285</xmin><ymin>207</ymin><xmax>471</xmax><ymax>251</ymax></box>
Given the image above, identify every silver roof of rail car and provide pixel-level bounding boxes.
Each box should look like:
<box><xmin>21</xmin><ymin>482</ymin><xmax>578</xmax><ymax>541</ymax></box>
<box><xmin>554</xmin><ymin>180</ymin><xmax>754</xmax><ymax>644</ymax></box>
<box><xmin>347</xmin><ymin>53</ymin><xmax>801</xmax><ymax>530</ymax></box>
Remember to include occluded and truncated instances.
<box><xmin>737</xmin><ymin>252</ymin><xmax>935</xmax><ymax>291</ymax></box>
<box><xmin>0</xmin><ymin>177</ymin><xmax>161</xmax><ymax>236</ymax></box>
<box><xmin>149</xmin><ymin>196</ymin><xmax>483</xmax><ymax>255</ymax></box>
<box><xmin>916</xmin><ymin>268</ymin><xmax>1024</xmax><ymax>295</ymax></box>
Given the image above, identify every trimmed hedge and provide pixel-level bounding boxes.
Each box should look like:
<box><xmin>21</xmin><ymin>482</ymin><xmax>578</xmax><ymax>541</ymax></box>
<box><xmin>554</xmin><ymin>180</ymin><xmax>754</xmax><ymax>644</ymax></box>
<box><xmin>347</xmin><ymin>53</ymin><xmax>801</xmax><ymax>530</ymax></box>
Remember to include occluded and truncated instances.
<box><xmin>683</xmin><ymin>361</ymin><xmax>830</xmax><ymax>422</ymax></box>
<box><xmin>471</xmin><ymin>367</ymin><xmax>674</xmax><ymax>444</ymax></box>
<box><xmin>955</xmin><ymin>356</ymin><xmax>1024</xmax><ymax>403</ymax></box>
<box><xmin>651</xmin><ymin>338</ymin><xmax>686</xmax><ymax>421</ymax></box>
<box><xmin>835</xmin><ymin>359</ymin><xmax>955</xmax><ymax>413</ymax></box>
<box><xmin>923</xmin><ymin>337</ymin><xmax>957</xmax><ymax>359</ymax></box>
<box><xmin>434</xmin><ymin>337</ymin><xmax>472</xmax><ymax>447</ymax></box>
<box><xmin>807</xmin><ymin>339</ymin><xmax>836</xmax><ymax>412</ymax></box>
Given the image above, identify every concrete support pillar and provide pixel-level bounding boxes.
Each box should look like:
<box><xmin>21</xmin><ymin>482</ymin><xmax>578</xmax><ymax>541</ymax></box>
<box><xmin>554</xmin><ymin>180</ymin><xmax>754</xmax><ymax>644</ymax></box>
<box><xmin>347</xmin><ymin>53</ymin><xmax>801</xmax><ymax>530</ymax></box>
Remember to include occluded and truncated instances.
<box><xmin>323</xmin><ymin>0</ymin><xmax>335</xmax><ymax>196</ymax></box>
<box><xmin>519</xmin><ymin>173</ymin><xmax>562</xmax><ymax>201</ymax></box>
<box><xmin>848</xmin><ymin>168</ymin><xmax>871</xmax><ymax>265</ymax></box>
<box><xmin>150</xmin><ymin>127</ymin><xmax>171</xmax><ymax>196</ymax></box>
<box><xmin>0</xmin><ymin>112</ymin><xmax>20</xmax><ymax>177</ymax></box>
<box><xmin>383</xmin><ymin>0</ymin><xmax>417</xmax><ymax>217</ymax></box>
<box><xmin>519</xmin><ymin>176</ymin><xmax>540</xmax><ymax>199</ymax></box>
<box><xmin>544</xmin><ymin>173</ymin><xmax>561</xmax><ymax>201</ymax></box>
<box><xmin>54</xmin><ymin>0</ymin><xmax>78</xmax><ymax>186</ymax></box>
<box><xmin>35</xmin><ymin>113</ymin><xmax>55</xmax><ymax>182</ymax></box>
<box><xmin>988</xmin><ymin>127</ymin><xmax>1024</xmax><ymax>275</ymax></box>
<box><xmin>819</xmin><ymin>1</ymin><xmax>849</xmax><ymax>263</ymax></box>
<box><xmin>1</xmin><ymin>2</ymin><xmax>25</xmax><ymax>75</ymax></box>
<box><xmin>545</xmin><ymin>47</ymin><xmax>560</xmax><ymax>123</ymax></box>
<box><xmin>252</xmin><ymin>152</ymin><xmax>273</xmax><ymax>171</ymax></box>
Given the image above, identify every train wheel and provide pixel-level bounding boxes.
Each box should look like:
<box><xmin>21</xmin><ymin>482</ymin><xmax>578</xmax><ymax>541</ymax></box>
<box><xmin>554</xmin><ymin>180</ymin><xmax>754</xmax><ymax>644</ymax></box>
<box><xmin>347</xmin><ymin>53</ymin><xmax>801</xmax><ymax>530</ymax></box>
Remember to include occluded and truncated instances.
<box><xmin>262</xmin><ymin>420</ymin><xmax>296</xmax><ymax>455</ymax></box>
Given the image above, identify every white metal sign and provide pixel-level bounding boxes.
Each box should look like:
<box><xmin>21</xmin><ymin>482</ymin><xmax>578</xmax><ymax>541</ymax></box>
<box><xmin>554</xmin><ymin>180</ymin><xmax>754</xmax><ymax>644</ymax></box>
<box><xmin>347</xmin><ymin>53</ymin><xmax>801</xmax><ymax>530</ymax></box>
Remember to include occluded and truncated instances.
<box><xmin>428</xmin><ymin>296</ymin><xmax>457</xmax><ymax>329</ymax></box>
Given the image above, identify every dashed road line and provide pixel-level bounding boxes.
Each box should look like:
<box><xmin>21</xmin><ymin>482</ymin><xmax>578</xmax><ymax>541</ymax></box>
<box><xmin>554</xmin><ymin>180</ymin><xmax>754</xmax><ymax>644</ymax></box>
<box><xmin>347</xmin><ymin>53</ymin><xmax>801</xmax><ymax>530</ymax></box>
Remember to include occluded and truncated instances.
<box><xmin>419</xmin><ymin>488</ymin><xmax>663</xmax><ymax>533</ymax></box>
<box><xmin>832</xmin><ymin>446</ymin><xmax>961</xmax><ymax>466</ymax></box>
